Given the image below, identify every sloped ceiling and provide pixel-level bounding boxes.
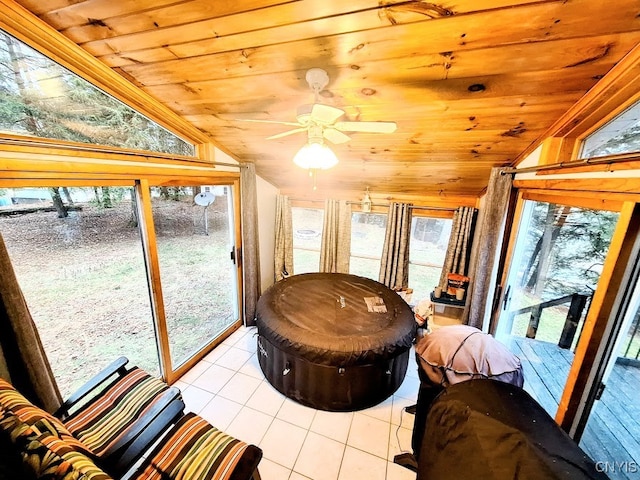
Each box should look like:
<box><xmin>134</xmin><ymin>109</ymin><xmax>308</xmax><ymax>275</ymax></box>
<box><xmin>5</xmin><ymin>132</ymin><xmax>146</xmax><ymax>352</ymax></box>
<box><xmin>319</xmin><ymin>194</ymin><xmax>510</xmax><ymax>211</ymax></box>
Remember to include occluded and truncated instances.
<box><xmin>13</xmin><ymin>0</ymin><xmax>640</xmax><ymax>199</ymax></box>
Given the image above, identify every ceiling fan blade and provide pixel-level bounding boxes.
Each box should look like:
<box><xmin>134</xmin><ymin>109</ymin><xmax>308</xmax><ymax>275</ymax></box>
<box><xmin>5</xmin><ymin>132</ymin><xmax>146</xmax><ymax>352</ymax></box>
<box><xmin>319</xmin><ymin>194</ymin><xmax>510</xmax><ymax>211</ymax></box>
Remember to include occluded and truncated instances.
<box><xmin>266</xmin><ymin>127</ymin><xmax>308</xmax><ymax>140</ymax></box>
<box><xmin>236</xmin><ymin>118</ymin><xmax>301</xmax><ymax>127</ymax></box>
<box><xmin>334</xmin><ymin>121</ymin><xmax>397</xmax><ymax>133</ymax></box>
<box><xmin>323</xmin><ymin>128</ymin><xmax>351</xmax><ymax>144</ymax></box>
<box><xmin>311</xmin><ymin>104</ymin><xmax>345</xmax><ymax>124</ymax></box>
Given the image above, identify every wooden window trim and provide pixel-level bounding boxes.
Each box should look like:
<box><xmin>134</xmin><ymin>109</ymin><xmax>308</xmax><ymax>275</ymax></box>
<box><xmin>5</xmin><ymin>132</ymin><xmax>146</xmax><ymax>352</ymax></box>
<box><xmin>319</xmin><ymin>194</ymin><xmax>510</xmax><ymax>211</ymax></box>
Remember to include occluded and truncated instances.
<box><xmin>0</xmin><ymin>146</ymin><xmax>239</xmax><ymax>186</ymax></box>
<box><xmin>514</xmin><ymin>43</ymin><xmax>640</xmax><ymax>169</ymax></box>
<box><xmin>0</xmin><ymin>134</ymin><xmax>202</xmax><ymax>163</ymax></box>
<box><xmin>520</xmin><ymin>189</ymin><xmax>624</xmax><ymax>212</ymax></box>
<box><xmin>514</xmin><ymin>178</ymin><xmax>640</xmax><ymax>201</ymax></box>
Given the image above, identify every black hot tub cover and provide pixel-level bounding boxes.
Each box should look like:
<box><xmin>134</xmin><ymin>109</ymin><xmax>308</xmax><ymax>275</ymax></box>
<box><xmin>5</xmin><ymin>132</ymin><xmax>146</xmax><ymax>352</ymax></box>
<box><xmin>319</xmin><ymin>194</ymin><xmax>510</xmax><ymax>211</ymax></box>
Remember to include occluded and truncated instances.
<box><xmin>256</xmin><ymin>273</ymin><xmax>415</xmax><ymax>366</ymax></box>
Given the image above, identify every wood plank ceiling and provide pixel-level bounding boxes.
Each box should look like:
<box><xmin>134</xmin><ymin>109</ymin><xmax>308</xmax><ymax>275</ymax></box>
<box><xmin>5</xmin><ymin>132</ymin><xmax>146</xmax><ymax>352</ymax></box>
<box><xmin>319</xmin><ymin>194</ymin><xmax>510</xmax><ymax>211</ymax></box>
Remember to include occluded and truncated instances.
<box><xmin>12</xmin><ymin>0</ymin><xmax>640</xmax><ymax>199</ymax></box>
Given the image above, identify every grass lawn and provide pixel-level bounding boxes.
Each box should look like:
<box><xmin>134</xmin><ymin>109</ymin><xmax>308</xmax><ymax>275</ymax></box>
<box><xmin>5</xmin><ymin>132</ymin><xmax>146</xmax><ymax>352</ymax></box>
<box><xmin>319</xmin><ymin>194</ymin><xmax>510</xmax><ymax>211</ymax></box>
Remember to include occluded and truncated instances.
<box><xmin>0</xmin><ymin>198</ymin><xmax>236</xmax><ymax>397</ymax></box>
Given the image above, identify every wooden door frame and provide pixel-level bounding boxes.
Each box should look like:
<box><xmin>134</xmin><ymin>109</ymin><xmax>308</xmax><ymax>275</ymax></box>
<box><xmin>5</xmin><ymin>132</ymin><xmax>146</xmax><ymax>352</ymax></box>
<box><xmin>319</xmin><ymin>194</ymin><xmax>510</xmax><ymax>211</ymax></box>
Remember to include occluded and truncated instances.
<box><xmin>490</xmin><ymin>186</ymin><xmax>640</xmax><ymax>438</ymax></box>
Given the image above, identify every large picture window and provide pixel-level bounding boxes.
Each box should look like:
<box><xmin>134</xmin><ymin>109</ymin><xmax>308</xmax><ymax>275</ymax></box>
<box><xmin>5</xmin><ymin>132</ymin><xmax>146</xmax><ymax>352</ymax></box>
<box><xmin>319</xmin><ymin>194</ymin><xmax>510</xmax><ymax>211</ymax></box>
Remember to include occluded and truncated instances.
<box><xmin>150</xmin><ymin>185</ymin><xmax>238</xmax><ymax>370</ymax></box>
<box><xmin>0</xmin><ymin>186</ymin><xmax>158</xmax><ymax>397</ymax></box>
<box><xmin>0</xmin><ymin>182</ymin><xmax>241</xmax><ymax>393</ymax></box>
<box><xmin>409</xmin><ymin>216</ymin><xmax>452</xmax><ymax>302</ymax></box>
<box><xmin>0</xmin><ymin>29</ymin><xmax>194</xmax><ymax>156</ymax></box>
<box><xmin>349</xmin><ymin>212</ymin><xmax>452</xmax><ymax>303</ymax></box>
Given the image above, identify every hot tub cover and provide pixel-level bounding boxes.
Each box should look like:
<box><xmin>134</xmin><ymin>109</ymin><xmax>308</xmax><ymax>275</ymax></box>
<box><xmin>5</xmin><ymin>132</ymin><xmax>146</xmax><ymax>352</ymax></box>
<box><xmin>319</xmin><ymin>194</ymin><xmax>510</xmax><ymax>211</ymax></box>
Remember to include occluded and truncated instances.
<box><xmin>256</xmin><ymin>273</ymin><xmax>415</xmax><ymax>366</ymax></box>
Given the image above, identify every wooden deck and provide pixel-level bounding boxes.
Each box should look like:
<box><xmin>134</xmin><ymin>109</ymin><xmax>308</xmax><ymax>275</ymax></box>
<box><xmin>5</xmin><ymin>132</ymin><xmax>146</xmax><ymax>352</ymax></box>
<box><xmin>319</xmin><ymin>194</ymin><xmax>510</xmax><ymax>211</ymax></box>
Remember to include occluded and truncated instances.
<box><xmin>506</xmin><ymin>336</ymin><xmax>640</xmax><ymax>480</ymax></box>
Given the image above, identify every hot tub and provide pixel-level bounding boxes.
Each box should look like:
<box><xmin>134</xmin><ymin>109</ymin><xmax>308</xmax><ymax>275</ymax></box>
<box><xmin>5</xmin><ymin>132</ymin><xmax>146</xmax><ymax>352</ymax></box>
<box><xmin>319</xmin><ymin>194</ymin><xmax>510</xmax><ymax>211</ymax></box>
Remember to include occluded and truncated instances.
<box><xmin>256</xmin><ymin>273</ymin><xmax>415</xmax><ymax>411</ymax></box>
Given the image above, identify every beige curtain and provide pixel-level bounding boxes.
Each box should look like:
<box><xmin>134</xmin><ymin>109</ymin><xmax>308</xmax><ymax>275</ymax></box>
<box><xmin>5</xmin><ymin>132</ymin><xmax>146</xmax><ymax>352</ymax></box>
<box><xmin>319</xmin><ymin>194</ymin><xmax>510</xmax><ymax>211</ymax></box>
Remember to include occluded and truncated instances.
<box><xmin>274</xmin><ymin>194</ymin><xmax>294</xmax><ymax>281</ymax></box>
<box><xmin>439</xmin><ymin>206</ymin><xmax>477</xmax><ymax>286</ymax></box>
<box><xmin>0</xmin><ymin>232</ymin><xmax>62</xmax><ymax>412</ymax></box>
<box><xmin>319</xmin><ymin>199</ymin><xmax>352</xmax><ymax>273</ymax></box>
<box><xmin>465</xmin><ymin>168</ymin><xmax>513</xmax><ymax>329</ymax></box>
<box><xmin>379</xmin><ymin>202</ymin><xmax>412</xmax><ymax>289</ymax></box>
<box><xmin>240</xmin><ymin>163</ymin><xmax>261</xmax><ymax>326</ymax></box>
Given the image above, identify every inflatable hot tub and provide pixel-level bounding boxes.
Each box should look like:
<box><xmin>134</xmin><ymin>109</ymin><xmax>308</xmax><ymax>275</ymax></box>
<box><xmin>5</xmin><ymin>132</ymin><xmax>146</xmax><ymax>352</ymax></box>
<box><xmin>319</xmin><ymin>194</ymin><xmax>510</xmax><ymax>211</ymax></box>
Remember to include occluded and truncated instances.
<box><xmin>256</xmin><ymin>273</ymin><xmax>415</xmax><ymax>411</ymax></box>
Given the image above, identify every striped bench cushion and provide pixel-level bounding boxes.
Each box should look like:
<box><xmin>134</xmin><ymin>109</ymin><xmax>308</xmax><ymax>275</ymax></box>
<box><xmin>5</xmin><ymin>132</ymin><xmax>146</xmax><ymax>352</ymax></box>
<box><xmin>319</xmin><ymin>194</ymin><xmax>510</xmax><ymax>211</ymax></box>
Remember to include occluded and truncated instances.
<box><xmin>133</xmin><ymin>413</ymin><xmax>262</xmax><ymax>480</ymax></box>
<box><xmin>64</xmin><ymin>367</ymin><xmax>169</xmax><ymax>457</ymax></box>
<box><xmin>0</xmin><ymin>379</ymin><xmax>92</xmax><ymax>456</ymax></box>
<box><xmin>0</xmin><ymin>410</ymin><xmax>113</xmax><ymax>480</ymax></box>
<box><xmin>0</xmin><ymin>378</ymin><xmax>68</xmax><ymax>432</ymax></box>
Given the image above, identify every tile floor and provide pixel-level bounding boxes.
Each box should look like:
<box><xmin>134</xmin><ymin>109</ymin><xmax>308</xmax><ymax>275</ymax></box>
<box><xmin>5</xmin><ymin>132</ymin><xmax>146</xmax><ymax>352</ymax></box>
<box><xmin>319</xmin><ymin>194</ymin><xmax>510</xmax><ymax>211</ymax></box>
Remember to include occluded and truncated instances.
<box><xmin>174</xmin><ymin>326</ymin><xmax>420</xmax><ymax>480</ymax></box>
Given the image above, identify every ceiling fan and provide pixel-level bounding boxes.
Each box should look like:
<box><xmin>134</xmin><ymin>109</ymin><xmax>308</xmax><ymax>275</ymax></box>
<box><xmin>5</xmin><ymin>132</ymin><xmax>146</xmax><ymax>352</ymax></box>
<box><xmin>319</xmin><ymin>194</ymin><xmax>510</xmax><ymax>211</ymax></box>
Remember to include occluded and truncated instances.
<box><xmin>240</xmin><ymin>68</ymin><xmax>397</xmax><ymax>144</ymax></box>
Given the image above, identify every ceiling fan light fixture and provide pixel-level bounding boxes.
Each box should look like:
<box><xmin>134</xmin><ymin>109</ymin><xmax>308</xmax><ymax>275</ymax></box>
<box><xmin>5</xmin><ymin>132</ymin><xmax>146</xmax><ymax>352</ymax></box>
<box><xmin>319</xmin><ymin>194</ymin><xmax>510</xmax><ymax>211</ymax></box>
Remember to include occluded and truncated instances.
<box><xmin>293</xmin><ymin>141</ymin><xmax>338</xmax><ymax>170</ymax></box>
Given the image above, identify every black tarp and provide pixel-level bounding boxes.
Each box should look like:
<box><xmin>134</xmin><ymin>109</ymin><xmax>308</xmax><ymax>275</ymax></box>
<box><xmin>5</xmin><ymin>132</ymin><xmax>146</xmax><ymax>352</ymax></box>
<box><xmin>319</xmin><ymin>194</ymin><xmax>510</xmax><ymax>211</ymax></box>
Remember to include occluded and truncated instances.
<box><xmin>417</xmin><ymin>379</ymin><xmax>609</xmax><ymax>480</ymax></box>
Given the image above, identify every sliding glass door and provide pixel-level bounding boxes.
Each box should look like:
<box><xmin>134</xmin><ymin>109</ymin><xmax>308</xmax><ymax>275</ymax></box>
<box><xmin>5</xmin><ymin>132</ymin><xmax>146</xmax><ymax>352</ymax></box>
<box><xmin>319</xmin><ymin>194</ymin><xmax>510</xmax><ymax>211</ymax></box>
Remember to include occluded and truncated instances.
<box><xmin>0</xmin><ymin>186</ymin><xmax>159</xmax><ymax>397</ymax></box>
<box><xmin>0</xmin><ymin>181</ymin><xmax>241</xmax><ymax>392</ymax></box>
<box><xmin>496</xmin><ymin>199</ymin><xmax>619</xmax><ymax>416</ymax></box>
<box><xmin>149</xmin><ymin>185</ymin><xmax>239</xmax><ymax>370</ymax></box>
<box><xmin>578</xmin><ymin>261</ymin><xmax>640</xmax><ymax>480</ymax></box>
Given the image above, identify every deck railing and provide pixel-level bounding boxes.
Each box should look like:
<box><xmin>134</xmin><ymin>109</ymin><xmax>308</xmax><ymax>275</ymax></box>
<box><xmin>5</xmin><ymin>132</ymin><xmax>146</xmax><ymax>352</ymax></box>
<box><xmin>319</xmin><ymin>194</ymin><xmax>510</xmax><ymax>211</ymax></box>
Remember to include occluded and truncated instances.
<box><xmin>622</xmin><ymin>316</ymin><xmax>640</xmax><ymax>361</ymax></box>
<box><xmin>509</xmin><ymin>293</ymin><xmax>640</xmax><ymax>362</ymax></box>
<box><xmin>507</xmin><ymin>293</ymin><xmax>591</xmax><ymax>349</ymax></box>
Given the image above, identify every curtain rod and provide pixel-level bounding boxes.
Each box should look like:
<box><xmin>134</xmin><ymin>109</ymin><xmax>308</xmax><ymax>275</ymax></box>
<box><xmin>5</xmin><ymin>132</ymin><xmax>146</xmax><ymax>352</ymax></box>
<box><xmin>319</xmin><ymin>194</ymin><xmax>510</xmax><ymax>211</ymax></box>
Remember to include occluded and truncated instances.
<box><xmin>289</xmin><ymin>198</ymin><xmax>456</xmax><ymax>211</ymax></box>
<box><xmin>500</xmin><ymin>152</ymin><xmax>639</xmax><ymax>175</ymax></box>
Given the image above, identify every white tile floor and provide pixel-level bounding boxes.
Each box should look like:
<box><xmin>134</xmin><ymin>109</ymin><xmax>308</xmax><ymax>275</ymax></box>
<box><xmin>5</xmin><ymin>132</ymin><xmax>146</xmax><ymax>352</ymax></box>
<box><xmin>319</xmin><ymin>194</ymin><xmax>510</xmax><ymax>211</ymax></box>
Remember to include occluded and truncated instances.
<box><xmin>175</xmin><ymin>326</ymin><xmax>420</xmax><ymax>480</ymax></box>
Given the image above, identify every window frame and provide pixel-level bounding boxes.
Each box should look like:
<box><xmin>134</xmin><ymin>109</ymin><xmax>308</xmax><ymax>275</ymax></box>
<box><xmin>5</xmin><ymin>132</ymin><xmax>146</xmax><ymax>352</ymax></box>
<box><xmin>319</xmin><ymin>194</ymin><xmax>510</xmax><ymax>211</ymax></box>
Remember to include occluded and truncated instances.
<box><xmin>513</xmin><ymin>45</ymin><xmax>640</xmax><ymax>173</ymax></box>
<box><xmin>349</xmin><ymin>211</ymin><xmax>388</xmax><ymax>281</ymax></box>
<box><xmin>577</xmin><ymin>96</ymin><xmax>640</xmax><ymax>160</ymax></box>
<box><xmin>0</xmin><ymin>29</ymin><xmax>196</xmax><ymax>156</ymax></box>
<box><xmin>0</xmin><ymin>7</ymin><xmax>210</xmax><ymax>160</ymax></box>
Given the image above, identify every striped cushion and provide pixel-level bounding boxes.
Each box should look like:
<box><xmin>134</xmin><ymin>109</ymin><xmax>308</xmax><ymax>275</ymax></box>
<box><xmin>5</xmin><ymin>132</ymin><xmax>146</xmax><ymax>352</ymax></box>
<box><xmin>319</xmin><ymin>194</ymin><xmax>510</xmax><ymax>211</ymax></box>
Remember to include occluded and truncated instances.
<box><xmin>0</xmin><ymin>379</ymin><xmax>68</xmax><ymax>432</ymax></box>
<box><xmin>133</xmin><ymin>413</ymin><xmax>258</xmax><ymax>480</ymax></box>
<box><xmin>1</xmin><ymin>410</ymin><xmax>112</xmax><ymax>480</ymax></box>
<box><xmin>0</xmin><ymin>379</ymin><xmax>92</xmax><ymax>456</ymax></box>
<box><xmin>0</xmin><ymin>406</ymin><xmax>39</xmax><ymax>447</ymax></box>
<box><xmin>64</xmin><ymin>367</ymin><xmax>169</xmax><ymax>456</ymax></box>
<box><xmin>37</xmin><ymin>435</ymin><xmax>113</xmax><ymax>480</ymax></box>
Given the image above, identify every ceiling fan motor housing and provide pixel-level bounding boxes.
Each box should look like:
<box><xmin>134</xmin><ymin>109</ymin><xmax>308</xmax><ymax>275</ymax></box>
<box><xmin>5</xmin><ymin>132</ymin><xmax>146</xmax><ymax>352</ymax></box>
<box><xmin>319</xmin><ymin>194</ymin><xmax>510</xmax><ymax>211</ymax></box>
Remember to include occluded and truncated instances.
<box><xmin>305</xmin><ymin>68</ymin><xmax>330</xmax><ymax>94</ymax></box>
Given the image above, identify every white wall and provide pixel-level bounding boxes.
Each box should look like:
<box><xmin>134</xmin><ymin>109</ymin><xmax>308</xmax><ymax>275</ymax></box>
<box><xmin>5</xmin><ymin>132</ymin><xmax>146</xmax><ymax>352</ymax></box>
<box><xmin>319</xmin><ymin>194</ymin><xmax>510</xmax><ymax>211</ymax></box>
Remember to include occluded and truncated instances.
<box><xmin>213</xmin><ymin>149</ymin><xmax>240</xmax><ymax>171</ymax></box>
<box><xmin>256</xmin><ymin>175</ymin><xmax>278</xmax><ymax>293</ymax></box>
